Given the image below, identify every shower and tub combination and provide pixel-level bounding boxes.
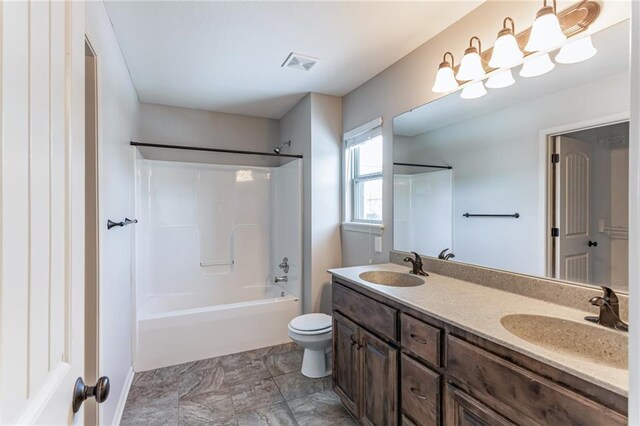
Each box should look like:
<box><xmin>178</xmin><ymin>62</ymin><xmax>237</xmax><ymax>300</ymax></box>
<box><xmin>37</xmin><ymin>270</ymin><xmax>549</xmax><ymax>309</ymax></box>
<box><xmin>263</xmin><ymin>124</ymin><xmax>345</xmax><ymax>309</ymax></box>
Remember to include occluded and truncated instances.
<box><xmin>132</xmin><ymin>145</ymin><xmax>302</xmax><ymax>371</ymax></box>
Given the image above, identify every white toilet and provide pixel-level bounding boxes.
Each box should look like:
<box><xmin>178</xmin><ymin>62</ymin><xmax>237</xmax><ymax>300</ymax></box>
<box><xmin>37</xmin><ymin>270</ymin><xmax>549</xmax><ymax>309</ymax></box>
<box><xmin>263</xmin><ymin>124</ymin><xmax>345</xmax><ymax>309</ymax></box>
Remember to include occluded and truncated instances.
<box><xmin>288</xmin><ymin>313</ymin><xmax>332</xmax><ymax>378</ymax></box>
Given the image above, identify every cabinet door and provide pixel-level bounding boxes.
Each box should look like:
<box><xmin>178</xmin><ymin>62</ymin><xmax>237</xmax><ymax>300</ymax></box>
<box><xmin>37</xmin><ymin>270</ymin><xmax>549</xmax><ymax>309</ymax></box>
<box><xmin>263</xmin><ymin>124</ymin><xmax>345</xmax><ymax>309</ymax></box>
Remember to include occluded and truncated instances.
<box><xmin>332</xmin><ymin>312</ymin><xmax>360</xmax><ymax>417</ymax></box>
<box><xmin>360</xmin><ymin>329</ymin><xmax>399</xmax><ymax>426</ymax></box>
<box><xmin>444</xmin><ymin>385</ymin><xmax>514</xmax><ymax>426</ymax></box>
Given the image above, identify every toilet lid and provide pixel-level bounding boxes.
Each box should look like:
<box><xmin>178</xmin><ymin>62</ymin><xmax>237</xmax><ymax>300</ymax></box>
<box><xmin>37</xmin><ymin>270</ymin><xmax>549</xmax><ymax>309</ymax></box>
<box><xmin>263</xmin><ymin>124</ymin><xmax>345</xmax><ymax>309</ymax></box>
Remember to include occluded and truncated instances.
<box><xmin>290</xmin><ymin>313</ymin><xmax>332</xmax><ymax>332</ymax></box>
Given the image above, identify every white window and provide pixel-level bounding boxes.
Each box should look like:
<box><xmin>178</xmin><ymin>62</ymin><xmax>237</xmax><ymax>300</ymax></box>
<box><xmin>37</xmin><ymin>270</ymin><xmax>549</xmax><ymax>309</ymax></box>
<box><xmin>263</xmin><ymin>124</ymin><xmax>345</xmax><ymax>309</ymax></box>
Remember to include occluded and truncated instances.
<box><xmin>345</xmin><ymin>121</ymin><xmax>383</xmax><ymax>224</ymax></box>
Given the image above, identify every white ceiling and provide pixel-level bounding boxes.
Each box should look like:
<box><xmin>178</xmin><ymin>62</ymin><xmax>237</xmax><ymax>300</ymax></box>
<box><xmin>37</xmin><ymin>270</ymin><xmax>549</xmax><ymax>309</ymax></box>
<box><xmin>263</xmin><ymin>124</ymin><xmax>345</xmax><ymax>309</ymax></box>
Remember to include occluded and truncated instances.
<box><xmin>104</xmin><ymin>1</ymin><xmax>483</xmax><ymax>119</ymax></box>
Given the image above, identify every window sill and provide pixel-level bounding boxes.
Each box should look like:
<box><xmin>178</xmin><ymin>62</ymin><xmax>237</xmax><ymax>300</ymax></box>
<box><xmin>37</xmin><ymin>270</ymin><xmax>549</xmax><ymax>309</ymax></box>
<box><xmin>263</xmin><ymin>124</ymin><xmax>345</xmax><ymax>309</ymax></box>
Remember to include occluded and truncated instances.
<box><xmin>341</xmin><ymin>222</ymin><xmax>384</xmax><ymax>235</ymax></box>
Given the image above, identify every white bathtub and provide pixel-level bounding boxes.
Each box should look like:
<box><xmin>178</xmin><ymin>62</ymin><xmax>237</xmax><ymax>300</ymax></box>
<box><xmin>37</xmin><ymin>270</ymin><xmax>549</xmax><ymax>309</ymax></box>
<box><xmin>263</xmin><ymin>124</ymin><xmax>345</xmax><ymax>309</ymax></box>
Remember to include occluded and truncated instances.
<box><xmin>134</xmin><ymin>285</ymin><xmax>301</xmax><ymax>371</ymax></box>
<box><xmin>134</xmin><ymin>159</ymin><xmax>303</xmax><ymax>372</ymax></box>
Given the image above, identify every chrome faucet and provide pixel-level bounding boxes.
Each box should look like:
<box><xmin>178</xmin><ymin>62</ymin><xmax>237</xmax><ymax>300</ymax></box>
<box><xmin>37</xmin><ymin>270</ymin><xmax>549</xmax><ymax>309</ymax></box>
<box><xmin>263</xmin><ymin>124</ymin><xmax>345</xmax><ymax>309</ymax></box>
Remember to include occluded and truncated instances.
<box><xmin>585</xmin><ymin>286</ymin><xmax>628</xmax><ymax>332</ymax></box>
<box><xmin>403</xmin><ymin>252</ymin><xmax>428</xmax><ymax>276</ymax></box>
<box><xmin>438</xmin><ymin>248</ymin><xmax>455</xmax><ymax>261</ymax></box>
<box><xmin>275</xmin><ymin>275</ymin><xmax>288</xmax><ymax>283</ymax></box>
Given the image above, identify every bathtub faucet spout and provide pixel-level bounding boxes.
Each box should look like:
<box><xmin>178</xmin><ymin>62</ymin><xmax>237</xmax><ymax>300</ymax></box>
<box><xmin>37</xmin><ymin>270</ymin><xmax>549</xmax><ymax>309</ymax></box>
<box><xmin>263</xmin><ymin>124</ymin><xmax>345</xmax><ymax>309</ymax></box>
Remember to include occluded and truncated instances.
<box><xmin>275</xmin><ymin>275</ymin><xmax>288</xmax><ymax>283</ymax></box>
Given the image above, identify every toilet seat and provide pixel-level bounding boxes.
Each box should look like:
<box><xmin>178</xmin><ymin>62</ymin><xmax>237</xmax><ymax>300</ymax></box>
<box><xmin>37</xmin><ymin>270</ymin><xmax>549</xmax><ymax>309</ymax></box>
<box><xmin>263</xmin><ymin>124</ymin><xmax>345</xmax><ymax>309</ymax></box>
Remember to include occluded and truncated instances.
<box><xmin>288</xmin><ymin>313</ymin><xmax>333</xmax><ymax>377</ymax></box>
<box><xmin>289</xmin><ymin>313</ymin><xmax>332</xmax><ymax>335</ymax></box>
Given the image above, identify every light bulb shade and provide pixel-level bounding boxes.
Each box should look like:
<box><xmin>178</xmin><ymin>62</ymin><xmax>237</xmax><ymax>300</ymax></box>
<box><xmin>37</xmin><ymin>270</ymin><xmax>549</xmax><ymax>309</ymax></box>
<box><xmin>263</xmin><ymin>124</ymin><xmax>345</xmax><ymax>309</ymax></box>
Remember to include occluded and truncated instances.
<box><xmin>485</xmin><ymin>69</ymin><xmax>515</xmax><ymax>89</ymax></box>
<box><xmin>456</xmin><ymin>48</ymin><xmax>485</xmax><ymax>81</ymax></box>
<box><xmin>519</xmin><ymin>53</ymin><xmax>555</xmax><ymax>77</ymax></box>
<box><xmin>525</xmin><ymin>7</ymin><xmax>566</xmax><ymax>52</ymax></box>
<box><xmin>432</xmin><ymin>63</ymin><xmax>459</xmax><ymax>93</ymax></box>
<box><xmin>555</xmin><ymin>35</ymin><xmax>597</xmax><ymax>64</ymax></box>
<box><xmin>460</xmin><ymin>81</ymin><xmax>487</xmax><ymax>99</ymax></box>
<box><xmin>489</xmin><ymin>32</ymin><xmax>524</xmax><ymax>68</ymax></box>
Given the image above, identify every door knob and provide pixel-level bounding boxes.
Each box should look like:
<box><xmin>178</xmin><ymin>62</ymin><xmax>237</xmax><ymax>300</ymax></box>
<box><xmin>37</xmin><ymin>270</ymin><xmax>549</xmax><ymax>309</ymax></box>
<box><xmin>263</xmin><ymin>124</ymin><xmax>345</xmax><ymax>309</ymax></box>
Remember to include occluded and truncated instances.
<box><xmin>588</xmin><ymin>240</ymin><xmax>598</xmax><ymax>247</ymax></box>
<box><xmin>72</xmin><ymin>376</ymin><xmax>110</xmax><ymax>413</ymax></box>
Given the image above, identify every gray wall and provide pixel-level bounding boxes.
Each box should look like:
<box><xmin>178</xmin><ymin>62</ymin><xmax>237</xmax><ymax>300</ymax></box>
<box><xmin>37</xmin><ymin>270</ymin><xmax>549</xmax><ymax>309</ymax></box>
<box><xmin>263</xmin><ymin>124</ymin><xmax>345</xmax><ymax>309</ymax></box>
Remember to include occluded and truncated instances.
<box><xmin>280</xmin><ymin>95</ymin><xmax>314</xmax><ymax>312</ymax></box>
<box><xmin>310</xmin><ymin>94</ymin><xmax>343</xmax><ymax>313</ymax></box>
<box><xmin>341</xmin><ymin>0</ymin><xmax>629</xmax><ymax>267</ymax></box>
<box><xmin>139</xmin><ymin>102</ymin><xmax>282</xmax><ymax>166</ymax></box>
<box><xmin>280</xmin><ymin>94</ymin><xmax>343</xmax><ymax>314</ymax></box>
<box><xmin>140</xmin><ymin>102</ymin><xmax>280</xmax><ymax>151</ymax></box>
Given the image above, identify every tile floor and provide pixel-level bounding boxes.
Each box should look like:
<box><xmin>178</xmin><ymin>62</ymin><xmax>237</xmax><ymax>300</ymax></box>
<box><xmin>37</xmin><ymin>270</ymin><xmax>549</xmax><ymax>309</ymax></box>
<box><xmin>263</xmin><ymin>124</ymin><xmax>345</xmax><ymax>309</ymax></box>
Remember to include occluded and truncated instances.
<box><xmin>121</xmin><ymin>342</ymin><xmax>356</xmax><ymax>425</ymax></box>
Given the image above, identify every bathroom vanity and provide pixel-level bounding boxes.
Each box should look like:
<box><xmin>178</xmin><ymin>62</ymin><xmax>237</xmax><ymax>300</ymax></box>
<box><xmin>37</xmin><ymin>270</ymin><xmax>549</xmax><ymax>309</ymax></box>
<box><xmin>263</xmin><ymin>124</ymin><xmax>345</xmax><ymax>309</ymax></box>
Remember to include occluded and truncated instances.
<box><xmin>329</xmin><ymin>263</ymin><xmax>628</xmax><ymax>426</ymax></box>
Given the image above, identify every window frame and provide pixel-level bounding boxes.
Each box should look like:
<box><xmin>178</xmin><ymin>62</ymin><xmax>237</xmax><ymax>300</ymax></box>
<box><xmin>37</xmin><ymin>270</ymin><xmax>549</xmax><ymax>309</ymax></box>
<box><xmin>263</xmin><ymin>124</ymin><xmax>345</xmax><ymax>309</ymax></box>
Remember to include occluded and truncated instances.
<box><xmin>351</xmin><ymin>147</ymin><xmax>383</xmax><ymax>223</ymax></box>
<box><xmin>343</xmin><ymin>118</ymin><xmax>383</xmax><ymax>226</ymax></box>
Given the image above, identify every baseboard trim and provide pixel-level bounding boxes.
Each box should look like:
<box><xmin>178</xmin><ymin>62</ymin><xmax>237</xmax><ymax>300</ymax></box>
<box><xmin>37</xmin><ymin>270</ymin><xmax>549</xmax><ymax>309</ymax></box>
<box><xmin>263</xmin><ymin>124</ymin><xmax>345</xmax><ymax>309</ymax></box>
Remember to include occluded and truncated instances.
<box><xmin>112</xmin><ymin>366</ymin><xmax>134</xmax><ymax>425</ymax></box>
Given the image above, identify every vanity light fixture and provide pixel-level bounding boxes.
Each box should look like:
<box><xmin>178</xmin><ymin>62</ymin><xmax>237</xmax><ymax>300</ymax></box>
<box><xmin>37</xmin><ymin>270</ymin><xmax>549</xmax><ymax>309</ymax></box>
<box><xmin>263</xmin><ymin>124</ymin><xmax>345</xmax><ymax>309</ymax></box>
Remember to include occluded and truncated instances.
<box><xmin>525</xmin><ymin>0</ymin><xmax>566</xmax><ymax>52</ymax></box>
<box><xmin>555</xmin><ymin>35</ymin><xmax>597</xmax><ymax>64</ymax></box>
<box><xmin>432</xmin><ymin>52</ymin><xmax>459</xmax><ymax>93</ymax></box>
<box><xmin>489</xmin><ymin>18</ymin><xmax>523</xmax><ymax>69</ymax></box>
<box><xmin>432</xmin><ymin>1</ymin><xmax>600</xmax><ymax>97</ymax></box>
<box><xmin>456</xmin><ymin>37</ymin><xmax>486</xmax><ymax>81</ymax></box>
<box><xmin>460</xmin><ymin>81</ymin><xmax>487</xmax><ymax>100</ymax></box>
<box><xmin>485</xmin><ymin>69</ymin><xmax>515</xmax><ymax>89</ymax></box>
<box><xmin>519</xmin><ymin>53</ymin><xmax>555</xmax><ymax>78</ymax></box>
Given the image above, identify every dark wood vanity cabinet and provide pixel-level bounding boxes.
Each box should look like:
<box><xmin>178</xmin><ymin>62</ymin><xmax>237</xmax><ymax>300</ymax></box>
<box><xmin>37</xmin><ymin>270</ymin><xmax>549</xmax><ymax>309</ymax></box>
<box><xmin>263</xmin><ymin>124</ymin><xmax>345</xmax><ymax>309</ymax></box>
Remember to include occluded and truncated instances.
<box><xmin>360</xmin><ymin>329</ymin><xmax>398</xmax><ymax>425</ymax></box>
<box><xmin>331</xmin><ymin>278</ymin><xmax>628</xmax><ymax>426</ymax></box>
<box><xmin>401</xmin><ymin>354</ymin><xmax>440</xmax><ymax>426</ymax></box>
<box><xmin>333</xmin><ymin>311</ymin><xmax>398</xmax><ymax>425</ymax></box>
<box><xmin>444</xmin><ymin>384</ymin><xmax>514</xmax><ymax>426</ymax></box>
<box><xmin>333</xmin><ymin>312</ymin><xmax>360</xmax><ymax>415</ymax></box>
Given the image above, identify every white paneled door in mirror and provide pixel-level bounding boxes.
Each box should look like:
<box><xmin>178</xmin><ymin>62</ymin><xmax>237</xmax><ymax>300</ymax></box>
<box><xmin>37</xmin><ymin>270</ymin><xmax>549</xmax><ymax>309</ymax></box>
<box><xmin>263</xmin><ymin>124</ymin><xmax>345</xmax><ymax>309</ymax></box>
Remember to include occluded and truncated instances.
<box><xmin>1</xmin><ymin>1</ymin><xmax>86</xmax><ymax>424</ymax></box>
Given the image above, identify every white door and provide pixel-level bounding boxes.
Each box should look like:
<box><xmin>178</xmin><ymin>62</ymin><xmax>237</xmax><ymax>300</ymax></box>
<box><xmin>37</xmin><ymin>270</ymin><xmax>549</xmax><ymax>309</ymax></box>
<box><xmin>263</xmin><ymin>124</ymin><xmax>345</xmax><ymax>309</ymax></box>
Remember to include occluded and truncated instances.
<box><xmin>556</xmin><ymin>135</ymin><xmax>593</xmax><ymax>283</ymax></box>
<box><xmin>1</xmin><ymin>1</ymin><xmax>87</xmax><ymax>424</ymax></box>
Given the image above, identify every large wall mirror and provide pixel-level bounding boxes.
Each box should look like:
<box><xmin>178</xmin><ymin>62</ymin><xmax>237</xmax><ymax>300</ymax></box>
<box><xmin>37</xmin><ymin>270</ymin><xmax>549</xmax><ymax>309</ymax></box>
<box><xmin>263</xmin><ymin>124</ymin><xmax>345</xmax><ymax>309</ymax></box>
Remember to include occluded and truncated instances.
<box><xmin>392</xmin><ymin>19</ymin><xmax>630</xmax><ymax>292</ymax></box>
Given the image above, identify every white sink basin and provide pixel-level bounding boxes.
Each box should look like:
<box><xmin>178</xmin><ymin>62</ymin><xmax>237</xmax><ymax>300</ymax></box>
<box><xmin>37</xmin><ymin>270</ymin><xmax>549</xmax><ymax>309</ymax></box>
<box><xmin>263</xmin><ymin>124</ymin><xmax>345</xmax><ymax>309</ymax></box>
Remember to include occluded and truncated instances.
<box><xmin>501</xmin><ymin>314</ymin><xmax>627</xmax><ymax>369</ymax></box>
<box><xmin>358</xmin><ymin>271</ymin><xmax>425</xmax><ymax>287</ymax></box>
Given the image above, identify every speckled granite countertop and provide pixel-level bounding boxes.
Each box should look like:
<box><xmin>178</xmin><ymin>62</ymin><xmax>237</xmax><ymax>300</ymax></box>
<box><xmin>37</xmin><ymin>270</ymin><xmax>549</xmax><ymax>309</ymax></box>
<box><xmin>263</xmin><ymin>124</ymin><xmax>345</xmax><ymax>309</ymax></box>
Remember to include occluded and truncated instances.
<box><xmin>328</xmin><ymin>263</ymin><xmax>628</xmax><ymax>397</ymax></box>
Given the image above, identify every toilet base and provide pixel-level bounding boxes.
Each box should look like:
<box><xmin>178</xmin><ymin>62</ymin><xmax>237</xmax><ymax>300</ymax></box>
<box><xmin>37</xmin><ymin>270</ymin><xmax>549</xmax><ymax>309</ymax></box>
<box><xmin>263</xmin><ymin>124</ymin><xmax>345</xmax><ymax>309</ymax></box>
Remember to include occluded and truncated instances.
<box><xmin>301</xmin><ymin>348</ymin><xmax>331</xmax><ymax>378</ymax></box>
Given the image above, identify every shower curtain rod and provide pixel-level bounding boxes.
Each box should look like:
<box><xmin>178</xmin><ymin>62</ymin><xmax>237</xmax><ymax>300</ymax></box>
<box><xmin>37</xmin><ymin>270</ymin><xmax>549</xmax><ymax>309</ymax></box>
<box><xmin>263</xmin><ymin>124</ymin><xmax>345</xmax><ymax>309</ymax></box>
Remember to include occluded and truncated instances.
<box><xmin>393</xmin><ymin>162</ymin><xmax>452</xmax><ymax>170</ymax></box>
<box><xmin>130</xmin><ymin>141</ymin><xmax>303</xmax><ymax>159</ymax></box>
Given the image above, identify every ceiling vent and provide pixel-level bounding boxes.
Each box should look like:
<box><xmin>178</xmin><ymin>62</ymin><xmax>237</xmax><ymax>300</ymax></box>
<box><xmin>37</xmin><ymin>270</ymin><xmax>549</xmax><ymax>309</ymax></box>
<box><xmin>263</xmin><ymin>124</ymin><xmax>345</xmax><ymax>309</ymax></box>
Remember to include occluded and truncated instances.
<box><xmin>282</xmin><ymin>52</ymin><xmax>320</xmax><ymax>71</ymax></box>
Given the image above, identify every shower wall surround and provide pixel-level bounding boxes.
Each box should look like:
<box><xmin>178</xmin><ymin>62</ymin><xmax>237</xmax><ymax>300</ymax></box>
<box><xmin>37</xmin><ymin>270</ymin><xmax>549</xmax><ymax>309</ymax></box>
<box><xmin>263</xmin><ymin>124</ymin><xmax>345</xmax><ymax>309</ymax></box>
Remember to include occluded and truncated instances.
<box><xmin>133</xmin><ymin>158</ymin><xmax>303</xmax><ymax>370</ymax></box>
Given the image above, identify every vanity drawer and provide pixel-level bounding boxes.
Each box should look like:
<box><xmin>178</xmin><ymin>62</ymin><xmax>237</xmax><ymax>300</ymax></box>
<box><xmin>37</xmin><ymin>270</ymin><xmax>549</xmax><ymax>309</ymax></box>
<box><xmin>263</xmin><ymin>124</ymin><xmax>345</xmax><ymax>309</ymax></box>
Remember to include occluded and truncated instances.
<box><xmin>401</xmin><ymin>354</ymin><xmax>440</xmax><ymax>426</ymax></box>
<box><xmin>401</xmin><ymin>314</ymin><xmax>441</xmax><ymax>367</ymax></box>
<box><xmin>332</xmin><ymin>283</ymin><xmax>397</xmax><ymax>341</ymax></box>
<box><xmin>446</xmin><ymin>335</ymin><xmax>626</xmax><ymax>426</ymax></box>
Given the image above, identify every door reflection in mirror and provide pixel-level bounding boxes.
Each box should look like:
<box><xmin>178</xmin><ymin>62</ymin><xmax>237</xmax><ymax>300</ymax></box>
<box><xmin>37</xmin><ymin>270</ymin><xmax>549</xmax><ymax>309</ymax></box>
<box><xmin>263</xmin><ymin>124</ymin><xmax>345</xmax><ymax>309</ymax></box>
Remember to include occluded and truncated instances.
<box><xmin>550</xmin><ymin>122</ymin><xmax>629</xmax><ymax>290</ymax></box>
